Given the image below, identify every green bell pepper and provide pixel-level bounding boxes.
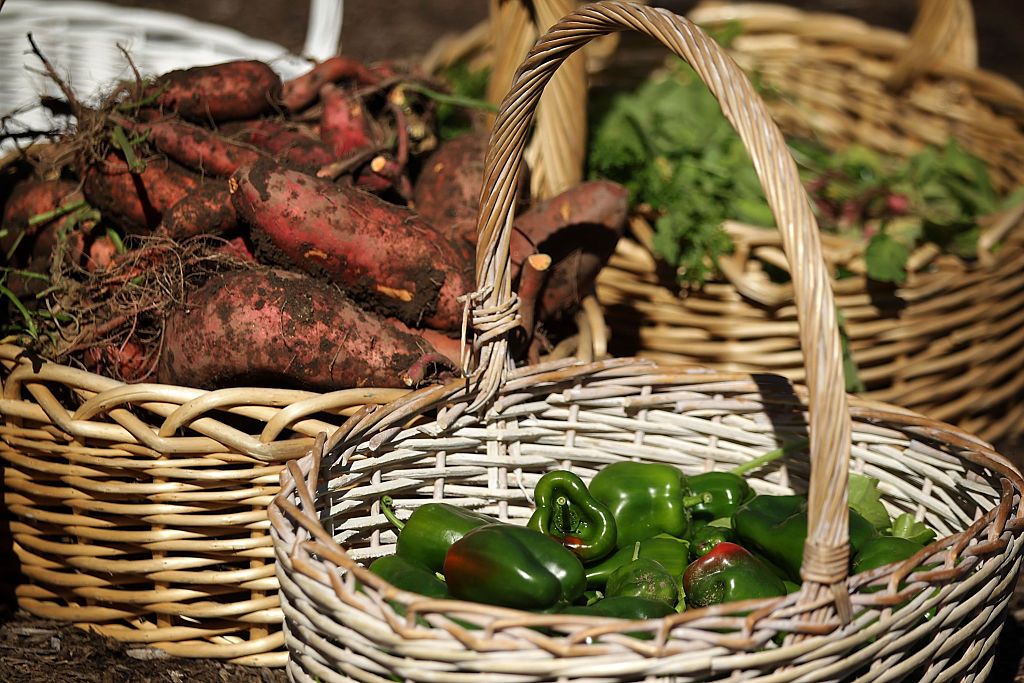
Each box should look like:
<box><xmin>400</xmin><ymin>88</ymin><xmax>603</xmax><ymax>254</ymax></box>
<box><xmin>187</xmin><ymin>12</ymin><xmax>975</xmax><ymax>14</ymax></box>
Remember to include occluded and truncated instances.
<box><xmin>686</xmin><ymin>472</ymin><xmax>753</xmax><ymax>522</ymax></box>
<box><xmin>368</xmin><ymin>554</ymin><xmax>448</xmax><ymax>598</ymax></box>
<box><xmin>686</xmin><ymin>439</ymin><xmax>807</xmax><ymax>522</ymax></box>
<box><xmin>561</xmin><ymin>595</ymin><xmax>676</xmax><ymax>620</ymax></box>
<box><xmin>382</xmin><ymin>496</ymin><xmax>497</xmax><ymax>573</ymax></box>
<box><xmin>528</xmin><ymin>470</ymin><xmax>617</xmax><ymax>562</ymax></box>
<box><xmin>585</xmin><ymin>534</ymin><xmax>690</xmax><ymax>589</ymax></box>
<box><xmin>443</xmin><ymin>523</ymin><xmax>586</xmax><ymax>610</ymax></box>
<box><xmin>683</xmin><ymin>541</ymin><xmax>788</xmax><ymax>609</ymax></box>
<box><xmin>605</xmin><ymin>557</ymin><xmax>679</xmax><ymax>607</ymax></box>
<box><xmin>852</xmin><ymin>536</ymin><xmax>925</xmax><ymax>574</ymax></box>
<box><xmin>732</xmin><ymin>494</ymin><xmax>878</xmax><ymax>582</ymax></box>
<box><xmin>689</xmin><ymin>524</ymin><xmax>734</xmax><ymax>562</ymax></box>
<box><xmin>589</xmin><ymin>462</ymin><xmax>707</xmax><ymax>547</ymax></box>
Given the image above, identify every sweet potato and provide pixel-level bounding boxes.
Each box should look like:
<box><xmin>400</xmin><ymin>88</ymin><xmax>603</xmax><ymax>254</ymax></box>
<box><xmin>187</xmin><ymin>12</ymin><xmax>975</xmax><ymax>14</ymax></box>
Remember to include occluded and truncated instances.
<box><xmin>160</xmin><ymin>183</ymin><xmax>237</xmax><ymax>239</ymax></box>
<box><xmin>412</xmin><ymin>132</ymin><xmax>489</xmax><ymax>254</ymax></box>
<box><xmin>83</xmin><ymin>153</ymin><xmax>203</xmax><ymax>233</ymax></box>
<box><xmin>511</xmin><ymin>180</ymin><xmax>629</xmax><ymax>322</ymax></box>
<box><xmin>157</xmin><ymin>268</ymin><xmax>450</xmax><ymax>390</ymax></box>
<box><xmin>151</xmin><ymin>60</ymin><xmax>281</xmax><ymax>123</ymax></box>
<box><xmin>281</xmin><ymin>56</ymin><xmax>384</xmax><ymax>113</ymax></box>
<box><xmin>85</xmin><ymin>234</ymin><xmax>118</xmax><ymax>272</ymax></box>
<box><xmin>1</xmin><ymin>178</ymin><xmax>82</xmax><ymax>261</ymax></box>
<box><xmin>126</xmin><ymin>116</ymin><xmax>264</xmax><ymax>177</ymax></box>
<box><xmin>231</xmin><ymin>159</ymin><xmax>472</xmax><ymax>331</ymax></box>
<box><xmin>84</xmin><ymin>339</ymin><xmax>152</xmax><ymax>383</ymax></box>
<box><xmin>216</xmin><ymin>235</ymin><xmax>257</xmax><ymax>262</ymax></box>
<box><xmin>220</xmin><ymin>119</ymin><xmax>335</xmax><ymax>174</ymax></box>
<box><xmin>319</xmin><ymin>84</ymin><xmax>377</xmax><ymax>159</ymax></box>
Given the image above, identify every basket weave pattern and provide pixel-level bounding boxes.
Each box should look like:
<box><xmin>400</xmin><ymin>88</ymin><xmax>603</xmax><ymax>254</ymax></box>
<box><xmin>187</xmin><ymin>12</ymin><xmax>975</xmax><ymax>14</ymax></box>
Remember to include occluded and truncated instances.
<box><xmin>269</xmin><ymin>3</ymin><xmax>1024</xmax><ymax>680</ymax></box>
<box><xmin>273</xmin><ymin>363</ymin><xmax>1024</xmax><ymax>681</ymax></box>
<box><xmin>595</xmin><ymin>1</ymin><xmax>1024</xmax><ymax>442</ymax></box>
<box><xmin>0</xmin><ymin>344</ymin><xmax>406</xmax><ymax>665</ymax></box>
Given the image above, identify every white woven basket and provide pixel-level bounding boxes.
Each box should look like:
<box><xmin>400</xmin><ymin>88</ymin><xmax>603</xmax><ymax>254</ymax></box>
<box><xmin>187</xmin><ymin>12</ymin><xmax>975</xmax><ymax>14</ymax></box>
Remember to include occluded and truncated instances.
<box><xmin>0</xmin><ymin>0</ymin><xmax>344</xmax><ymax>151</ymax></box>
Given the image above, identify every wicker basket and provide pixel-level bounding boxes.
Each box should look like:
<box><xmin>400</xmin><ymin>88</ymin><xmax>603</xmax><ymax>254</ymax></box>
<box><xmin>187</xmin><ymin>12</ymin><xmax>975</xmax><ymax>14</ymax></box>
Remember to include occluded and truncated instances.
<box><xmin>269</xmin><ymin>3</ymin><xmax>1024</xmax><ymax>681</ymax></box>
<box><xmin>593</xmin><ymin>0</ymin><xmax>1024</xmax><ymax>444</ymax></box>
<box><xmin>0</xmin><ymin>0</ymin><xmax>343</xmax><ymax>154</ymax></box>
<box><xmin>0</xmin><ymin>2</ymin><xmax>354</xmax><ymax>666</ymax></box>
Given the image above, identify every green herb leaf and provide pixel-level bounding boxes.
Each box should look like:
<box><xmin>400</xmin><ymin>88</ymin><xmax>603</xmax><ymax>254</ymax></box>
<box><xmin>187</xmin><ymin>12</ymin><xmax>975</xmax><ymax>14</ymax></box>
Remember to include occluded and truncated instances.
<box><xmin>848</xmin><ymin>473</ymin><xmax>891</xmax><ymax>532</ymax></box>
<box><xmin>864</xmin><ymin>232</ymin><xmax>909</xmax><ymax>283</ymax></box>
<box><xmin>890</xmin><ymin>512</ymin><xmax>936</xmax><ymax>545</ymax></box>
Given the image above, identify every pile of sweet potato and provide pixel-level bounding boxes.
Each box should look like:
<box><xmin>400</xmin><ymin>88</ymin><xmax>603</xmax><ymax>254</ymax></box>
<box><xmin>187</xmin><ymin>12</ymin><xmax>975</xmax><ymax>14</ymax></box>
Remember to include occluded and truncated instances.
<box><xmin>0</xmin><ymin>55</ymin><xmax>628</xmax><ymax>391</ymax></box>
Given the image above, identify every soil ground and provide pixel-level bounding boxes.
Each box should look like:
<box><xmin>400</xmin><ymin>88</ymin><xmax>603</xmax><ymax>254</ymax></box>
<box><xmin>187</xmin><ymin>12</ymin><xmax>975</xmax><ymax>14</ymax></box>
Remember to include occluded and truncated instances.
<box><xmin>3</xmin><ymin>0</ymin><xmax>1024</xmax><ymax>680</ymax></box>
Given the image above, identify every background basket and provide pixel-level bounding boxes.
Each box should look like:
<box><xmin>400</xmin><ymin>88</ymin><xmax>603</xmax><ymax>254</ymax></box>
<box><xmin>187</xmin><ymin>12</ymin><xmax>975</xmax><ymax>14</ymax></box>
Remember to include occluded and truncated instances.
<box><xmin>0</xmin><ymin>0</ymin><xmax>351</xmax><ymax>667</ymax></box>
<box><xmin>593</xmin><ymin>0</ymin><xmax>1024</xmax><ymax>443</ymax></box>
<box><xmin>270</xmin><ymin>3</ymin><xmax>1024</xmax><ymax>681</ymax></box>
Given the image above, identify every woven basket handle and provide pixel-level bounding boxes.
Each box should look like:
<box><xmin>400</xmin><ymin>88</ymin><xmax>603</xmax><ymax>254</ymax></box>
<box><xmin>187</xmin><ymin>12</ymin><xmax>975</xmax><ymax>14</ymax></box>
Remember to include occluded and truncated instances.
<box><xmin>470</xmin><ymin>1</ymin><xmax>854</xmax><ymax>614</ymax></box>
<box><xmin>889</xmin><ymin>0</ymin><xmax>977</xmax><ymax>88</ymax></box>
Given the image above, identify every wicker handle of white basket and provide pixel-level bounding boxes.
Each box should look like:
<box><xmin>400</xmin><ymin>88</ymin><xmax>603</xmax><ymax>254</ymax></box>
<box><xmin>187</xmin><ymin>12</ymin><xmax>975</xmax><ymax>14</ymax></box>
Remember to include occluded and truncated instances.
<box><xmin>889</xmin><ymin>0</ymin><xmax>977</xmax><ymax>88</ymax></box>
<box><xmin>468</xmin><ymin>0</ymin><xmax>855</xmax><ymax>612</ymax></box>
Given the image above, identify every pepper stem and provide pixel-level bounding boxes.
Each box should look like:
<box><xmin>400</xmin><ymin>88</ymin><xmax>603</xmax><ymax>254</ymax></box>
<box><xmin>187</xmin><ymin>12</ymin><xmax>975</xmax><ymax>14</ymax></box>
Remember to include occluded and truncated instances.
<box><xmin>730</xmin><ymin>438</ymin><xmax>810</xmax><ymax>477</ymax></box>
<box><xmin>631</xmin><ymin>541</ymin><xmax>641</xmax><ymax>562</ymax></box>
<box><xmin>557</xmin><ymin>494</ymin><xmax>571</xmax><ymax>537</ymax></box>
<box><xmin>380</xmin><ymin>495</ymin><xmax>405</xmax><ymax>531</ymax></box>
<box><xmin>682</xmin><ymin>492</ymin><xmax>714</xmax><ymax>508</ymax></box>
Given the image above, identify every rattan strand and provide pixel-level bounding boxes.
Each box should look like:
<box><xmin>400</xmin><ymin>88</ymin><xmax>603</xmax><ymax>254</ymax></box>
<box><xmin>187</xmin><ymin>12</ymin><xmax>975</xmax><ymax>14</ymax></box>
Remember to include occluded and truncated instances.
<box><xmin>594</xmin><ymin>1</ymin><xmax>1024</xmax><ymax>442</ymax></box>
<box><xmin>270</xmin><ymin>2</ymin><xmax>1023</xmax><ymax>680</ymax></box>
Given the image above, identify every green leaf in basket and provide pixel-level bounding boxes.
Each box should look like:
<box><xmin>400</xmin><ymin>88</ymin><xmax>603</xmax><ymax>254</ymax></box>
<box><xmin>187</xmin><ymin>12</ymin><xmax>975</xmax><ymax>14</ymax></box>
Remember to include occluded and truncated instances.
<box><xmin>836</xmin><ymin>308</ymin><xmax>864</xmax><ymax>394</ymax></box>
<box><xmin>864</xmin><ymin>232</ymin><xmax>909</xmax><ymax>283</ymax></box>
<box><xmin>848</xmin><ymin>473</ymin><xmax>892</xmax><ymax>533</ymax></box>
<box><xmin>889</xmin><ymin>512</ymin><xmax>936</xmax><ymax>546</ymax></box>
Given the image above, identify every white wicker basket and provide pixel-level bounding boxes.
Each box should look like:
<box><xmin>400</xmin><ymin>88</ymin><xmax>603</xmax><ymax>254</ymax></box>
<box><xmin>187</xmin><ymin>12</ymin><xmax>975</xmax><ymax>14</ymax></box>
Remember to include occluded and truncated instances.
<box><xmin>0</xmin><ymin>0</ymin><xmax>344</xmax><ymax>152</ymax></box>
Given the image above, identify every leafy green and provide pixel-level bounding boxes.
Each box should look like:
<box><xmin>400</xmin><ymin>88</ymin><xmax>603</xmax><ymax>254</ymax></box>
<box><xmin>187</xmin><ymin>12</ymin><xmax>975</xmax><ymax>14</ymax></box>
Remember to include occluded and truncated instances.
<box><xmin>587</xmin><ymin>57</ymin><xmax>1007</xmax><ymax>286</ymax></box>
<box><xmin>836</xmin><ymin>308</ymin><xmax>864</xmax><ymax>392</ymax></box>
<box><xmin>889</xmin><ymin>512</ymin><xmax>936</xmax><ymax>546</ymax></box>
<box><xmin>589</xmin><ymin>60</ymin><xmax>763</xmax><ymax>283</ymax></box>
<box><xmin>864</xmin><ymin>232</ymin><xmax>909</xmax><ymax>284</ymax></box>
<box><xmin>848</xmin><ymin>473</ymin><xmax>892</xmax><ymax>532</ymax></box>
<box><xmin>434</xmin><ymin>61</ymin><xmax>491</xmax><ymax>141</ymax></box>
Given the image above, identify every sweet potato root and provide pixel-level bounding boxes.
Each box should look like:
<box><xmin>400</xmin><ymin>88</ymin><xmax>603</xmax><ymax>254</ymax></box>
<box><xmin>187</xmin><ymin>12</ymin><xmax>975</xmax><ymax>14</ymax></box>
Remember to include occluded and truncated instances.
<box><xmin>151</xmin><ymin>60</ymin><xmax>281</xmax><ymax>122</ymax></box>
<box><xmin>160</xmin><ymin>183</ymin><xmax>237</xmax><ymax>239</ymax></box>
<box><xmin>126</xmin><ymin>116</ymin><xmax>264</xmax><ymax>177</ymax></box>
<box><xmin>220</xmin><ymin>119</ymin><xmax>335</xmax><ymax>174</ymax></box>
<box><xmin>281</xmin><ymin>56</ymin><xmax>385</xmax><ymax>113</ymax></box>
<box><xmin>157</xmin><ymin>268</ymin><xmax>450</xmax><ymax>390</ymax></box>
<box><xmin>319</xmin><ymin>84</ymin><xmax>378</xmax><ymax>159</ymax></box>
<box><xmin>83</xmin><ymin>153</ymin><xmax>203</xmax><ymax>233</ymax></box>
<box><xmin>231</xmin><ymin>159</ymin><xmax>472</xmax><ymax>331</ymax></box>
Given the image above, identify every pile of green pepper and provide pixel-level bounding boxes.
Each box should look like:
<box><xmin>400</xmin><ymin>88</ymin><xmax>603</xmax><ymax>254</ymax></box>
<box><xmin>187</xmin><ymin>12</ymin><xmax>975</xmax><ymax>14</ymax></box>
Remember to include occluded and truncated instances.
<box><xmin>370</xmin><ymin>455</ymin><xmax>938</xmax><ymax>624</ymax></box>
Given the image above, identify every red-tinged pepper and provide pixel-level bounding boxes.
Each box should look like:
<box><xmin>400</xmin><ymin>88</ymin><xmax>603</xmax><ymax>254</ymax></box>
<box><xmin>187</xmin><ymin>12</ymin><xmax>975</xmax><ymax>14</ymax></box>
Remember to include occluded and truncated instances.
<box><xmin>381</xmin><ymin>495</ymin><xmax>497</xmax><ymax>573</ymax></box>
<box><xmin>683</xmin><ymin>542</ymin><xmax>787</xmax><ymax>609</ymax></box>
<box><xmin>443</xmin><ymin>523</ymin><xmax>586</xmax><ymax>610</ymax></box>
<box><xmin>528</xmin><ymin>470</ymin><xmax>617</xmax><ymax>562</ymax></box>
